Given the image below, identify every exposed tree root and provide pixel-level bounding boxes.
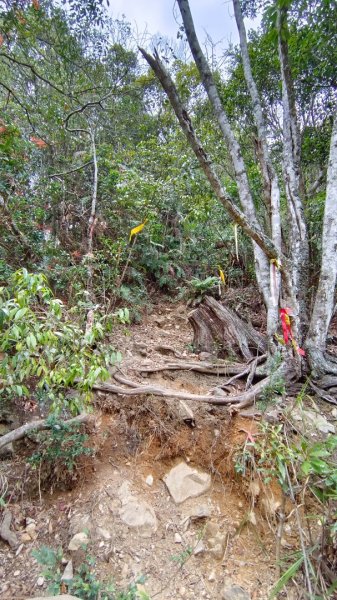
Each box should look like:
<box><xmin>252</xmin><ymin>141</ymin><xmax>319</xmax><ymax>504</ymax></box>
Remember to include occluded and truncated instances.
<box><xmin>93</xmin><ymin>370</ymin><xmax>273</xmax><ymax>409</ymax></box>
<box><xmin>307</xmin><ymin>348</ymin><xmax>337</xmax><ymax>378</ymax></box>
<box><xmin>188</xmin><ymin>296</ymin><xmax>266</xmax><ymax>359</ymax></box>
<box><xmin>309</xmin><ymin>381</ymin><xmax>337</xmax><ymax>405</ymax></box>
<box><xmin>0</xmin><ymin>510</ymin><xmax>19</xmax><ymax>549</ymax></box>
<box><xmin>0</xmin><ymin>413</ymin><xmax>93</xmax><ymax>451</ymax></box>
<box><xmin>134</xmin><ymin>360</ymin><xmax>247</xmax><ymax>375</ymax></box>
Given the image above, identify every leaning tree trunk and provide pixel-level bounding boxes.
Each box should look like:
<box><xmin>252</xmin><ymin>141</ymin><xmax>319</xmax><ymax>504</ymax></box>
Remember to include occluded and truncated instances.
<box><xmin>189</xmin><ymin>296</ymin><xmax>266</xmax><ymax>360</ymax></box>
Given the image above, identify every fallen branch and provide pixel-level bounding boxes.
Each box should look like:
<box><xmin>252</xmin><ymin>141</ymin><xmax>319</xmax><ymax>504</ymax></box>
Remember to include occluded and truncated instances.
<box><xmin>93</xmin><ymin>373</ymin><xmax>272</xmax><ymax>408</ymax></box>
<box><xmin>0</xmin><ymin>510</ymin><xmax>19</xmax><ymax>549</ymax></box>
<box><xmin>0</xmin><ymin>413</ymin><xmax>93</xmax><ymax>451</ymax></box>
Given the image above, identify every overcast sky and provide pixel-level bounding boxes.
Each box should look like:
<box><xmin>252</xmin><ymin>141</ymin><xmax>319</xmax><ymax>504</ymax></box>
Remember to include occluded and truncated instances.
<box><xmin>108</xmin><ymin>0</ymin><xmax>247</xmax><ymax>49</ymax></box>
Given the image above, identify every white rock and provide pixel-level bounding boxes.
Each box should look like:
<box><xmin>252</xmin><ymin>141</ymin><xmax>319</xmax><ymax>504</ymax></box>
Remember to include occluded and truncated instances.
<box><xmin>194</xmin><ymin>540</ymin><xmax>205</xmax><ymax>555</ymax></box>
<box><xmin>145</xmin><ymin>475</ymin><xmax>154</xmax><ymax>487</ymax></box>
<box><xmin>163</xmin><ymin>462</ymin><xmax>211</xmax><ymax>504</ymax></box>
<box><xmin>36</xmin><ymin>576</ymin><xmax>44</xmax><ymax>586</ymax></box>
<box><xmin>61</xmin><ymin>560</ymin><xmax>73</xmax><ymax>582</ymax></box>
<box><xmin>174</xmin><ymin>533</ymin><xmax>183</xmax><ymax>544</ymax></box>
<box><xmin>14</xmin><ymin>570</ymin><xmax>20</xmax><ymax>577</ymax></box>
<box><xmin>68</xmin><ymin>532</ymin><xmax>89</xmax><ymax>551</ymax></box>
<box><xmin>208</xmin><ymin>569</ymin><xmax>216</xmax><ymax>581</ymax></box>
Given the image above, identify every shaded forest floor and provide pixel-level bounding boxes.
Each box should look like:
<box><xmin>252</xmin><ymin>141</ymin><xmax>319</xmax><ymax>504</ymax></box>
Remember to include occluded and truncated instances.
<box><xmin>1</xmin><ymin>289</ymin><xmax>336</xmax><ymax>599</ymax></box>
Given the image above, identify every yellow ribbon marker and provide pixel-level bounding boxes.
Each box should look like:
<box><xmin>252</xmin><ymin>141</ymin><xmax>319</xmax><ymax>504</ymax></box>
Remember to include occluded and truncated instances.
<box><xmin>129</xmin><ymin>220</ymin><xmax>147</xmax><ymax>242</ymax></box>
<box><xmin>270</xmin><ymin>258</ymin><xmax>281</xmax><ymax>307</ymax></box>
<box><xmin>218</xmin><ymin>267</ymin><xmax>226</xmax><ymax>284</ymax></box>
<box><xmin>234</xmin><ymin>224</ymin><xmax>239</xmax><ymax>261</ymax></box>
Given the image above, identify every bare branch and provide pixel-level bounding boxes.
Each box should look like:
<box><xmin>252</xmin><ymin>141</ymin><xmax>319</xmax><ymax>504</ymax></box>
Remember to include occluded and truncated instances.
<box><xmin>49</xmin><ymin>160</ymin><xmax>93</xmax><ymax>179</ymax></box>
<box><xmin>0</xmin><ymin>51</ymin><xmax>68</xmax><ymax>96</ymax></box>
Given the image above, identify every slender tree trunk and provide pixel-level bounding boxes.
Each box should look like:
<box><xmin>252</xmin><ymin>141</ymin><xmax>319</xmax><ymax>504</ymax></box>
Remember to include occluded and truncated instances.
<box><xmin>306</xmin><ymin>112</ymin><xmax>337</xmax><ymax>375</ymax></box>
<box><xmin>177</xmin><ymin>0</ymin><xmax>274</xmax><ymax>312</ymax></box>
<box><xmin>233</xmin><ymin>0</ymin><xmax>282</xmax><ymax>343</ymax></box>
<box><xmin>87</xmin><ymin>128</ymin><xmax>98</xmax><ymax>299</ymax></box>
<box><xmin>277</xmin><ymin>7</ymin><xmax>310</xmax><ymax>342</ymax></box>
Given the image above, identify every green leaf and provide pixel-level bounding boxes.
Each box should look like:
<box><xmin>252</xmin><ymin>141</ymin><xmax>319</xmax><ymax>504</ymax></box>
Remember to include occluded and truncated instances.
<box><xmin>269</xmin><ymin>556</ymin><xmax>304</xmax><ymax>599</ymax></box>
<box><xmin>14</xmin><ymin>307</ymin><xmax>28</xmax><ymax>321</ymax></box>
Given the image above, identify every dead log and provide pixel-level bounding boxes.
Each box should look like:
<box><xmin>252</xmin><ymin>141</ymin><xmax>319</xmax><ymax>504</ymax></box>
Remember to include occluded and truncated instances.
<box><xmin>0</xmin><ymin>413</ymin><xmax>93</xmax><ymax>451</ymax></box>
<box><xmin>188</xmin><ymin>296</ymin><xmax>266</xmax><ymax>360</ymax></box>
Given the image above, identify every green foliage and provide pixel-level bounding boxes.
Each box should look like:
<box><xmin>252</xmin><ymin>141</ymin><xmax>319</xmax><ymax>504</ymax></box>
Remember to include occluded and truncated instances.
<box><xmin>170</xmin><ymin>546</ymin><xmax>193</xmax><ymax>566</ymax></box>
<box><xmin>234</xmin><ymin>419</ymin><xmax>337</xmax><ymax>596</ymax></box>
<box><xmin>185</xmin><ymin>276</ymin><xmax>220</xmax><ymax>304</ymax></box>
<box><xmin>28</xmin><ymin>416</ymin><xmax>93</xmax><ymax>475</ymax></box>
<box><xmin>0</xmin><ymin>269</ymin><xmax>120</xmax><ymax>413</ymax></box>
<box><xmin>32</xmin><ymin>545</ymin><xmax>150</xmax><ymax>599</ymax></box>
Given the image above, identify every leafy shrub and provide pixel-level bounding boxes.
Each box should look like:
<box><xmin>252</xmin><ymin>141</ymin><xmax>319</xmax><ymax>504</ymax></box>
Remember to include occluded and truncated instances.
<box><xmin>0</xmin><ymin>269</ymin><xmax>120</xmax><ymax>414</ymax></box>
<box><xmin>28</xmin><ymin>416</ymin><xmax>94</xmax><ymax>488</ymax></box>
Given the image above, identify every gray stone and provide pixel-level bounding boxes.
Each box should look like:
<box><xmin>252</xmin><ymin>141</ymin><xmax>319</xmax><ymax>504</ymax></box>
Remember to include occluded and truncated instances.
<box><xmin>69</xmin><ymin>513</ymin><xmax>93</xmax><ymax>536</ymax></box>
<box><xmin>119</xmin><ymin>499</ymin><xmax>157</xmax><ymax>538</ymax></box>
<box><xmin>117</xmin><ymin>480</ymin><xmax>157</xmax><ymax>537</ymax></box>
<box><xmin>68</xmin><ymin>532</ymin><xmax>89</xmax><ymax>551</ymax></box>
<box><xmin>292</xmin><ymin>408</ymin><xmax>335</xmax><ymax>434</ymax></box>
<box><xmin>222</xmin><ymin>584</ymin><xmax>251</xmax><ymax>600</ymax></box>
<box><xmin>95</xmin><ymin>527</ymin><xmax>111</xmax><ymax>541</ymax></box>
<box><xmin>163</xmin><ymin>462</ymin><xmax>211</xmax><ymax>504</ymax></box>
<box><xmin>193</xmin><ymin>539</ymin><xmax>205</xmax><ymax>555</ymax></box>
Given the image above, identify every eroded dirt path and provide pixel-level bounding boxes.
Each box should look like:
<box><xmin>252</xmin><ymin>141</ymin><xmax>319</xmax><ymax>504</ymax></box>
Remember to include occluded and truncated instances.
<box><xmin>0</xmin><ymin>298</ymin><xmax>310</xmax><ymax>599</ymax></box>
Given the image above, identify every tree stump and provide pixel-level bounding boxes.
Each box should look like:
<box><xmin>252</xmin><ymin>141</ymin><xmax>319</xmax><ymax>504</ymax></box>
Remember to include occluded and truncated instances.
<box><xmin>188</xmin><ymin>296</ymin><xmax>266</xmax><ymax>360</ymax></box>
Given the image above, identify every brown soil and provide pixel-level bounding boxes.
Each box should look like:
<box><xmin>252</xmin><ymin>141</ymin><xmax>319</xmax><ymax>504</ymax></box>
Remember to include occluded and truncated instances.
<box><xmin>0</xmin><ymin>293</ymin><xmax>335</xmax><ymax>600</ymax></box>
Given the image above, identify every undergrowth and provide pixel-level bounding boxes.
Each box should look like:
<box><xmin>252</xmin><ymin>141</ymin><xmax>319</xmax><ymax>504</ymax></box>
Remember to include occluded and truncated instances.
<box><xmin>32</xmin><ymin>545</ymin><xmax>150</xmax><ymax>599</ymax></box>
<box><xmin>233</xmin><ymin>406</ymin><xmax>337</xmax><ymax>599</ymax></box>
<box><xmin>28</xmin><ymin>416</ymin><xmax>94</xmax><ymax>490</ymax></box>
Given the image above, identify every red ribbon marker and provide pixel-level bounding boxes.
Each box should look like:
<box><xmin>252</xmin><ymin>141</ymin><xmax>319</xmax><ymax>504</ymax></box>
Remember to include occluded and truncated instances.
<box><xmin>279</xmin><ymin>308</ymin><xmax>305</xmax><ymax>356</ymax></box>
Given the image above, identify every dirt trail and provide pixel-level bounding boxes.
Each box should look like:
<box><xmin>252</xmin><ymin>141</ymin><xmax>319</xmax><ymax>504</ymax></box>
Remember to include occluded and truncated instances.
<box><xmin>0</xmin><ymin>299</ymin><xmax>299</xmax><ymax>599</ymax></box>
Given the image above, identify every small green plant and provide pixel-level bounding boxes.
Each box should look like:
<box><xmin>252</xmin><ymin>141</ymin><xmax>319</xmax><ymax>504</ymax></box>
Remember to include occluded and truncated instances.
<box><xmin>32</xmin><ymin>545</ymin><xmax>150</xmax><ymax>599</ymax></box>
<box><xmin>170</xmin><ymin>546</ymin><xmax>193</xmax><ymax>566</ymax></box>
<box><xmin>28</xmin><ymin>416</ymin><xmax>94</xmax><ymax>485</ymax></box>
<box><xmin>187</xmin><ymin>276</ymin><xmax>220</xmax><ymax>304</ymax></box>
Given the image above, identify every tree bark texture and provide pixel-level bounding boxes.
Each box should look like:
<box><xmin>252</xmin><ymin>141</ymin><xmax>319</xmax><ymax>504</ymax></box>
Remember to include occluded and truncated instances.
<box><xmin>188</xmin><ymin>296</ymin><xmax>266</xmax><ymax>360</ymax></box>
<box><xmin>306</xmin><ymin>111</ymin><xmax>337</xmax><ymax>375</ymax></box>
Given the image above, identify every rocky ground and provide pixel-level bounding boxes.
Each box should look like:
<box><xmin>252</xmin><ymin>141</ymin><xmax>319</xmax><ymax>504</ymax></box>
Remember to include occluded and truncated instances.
<box><xmin>1</xmin><ymin>295</ymin><xmax>336</xmax><ymax>600</ymax></box>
